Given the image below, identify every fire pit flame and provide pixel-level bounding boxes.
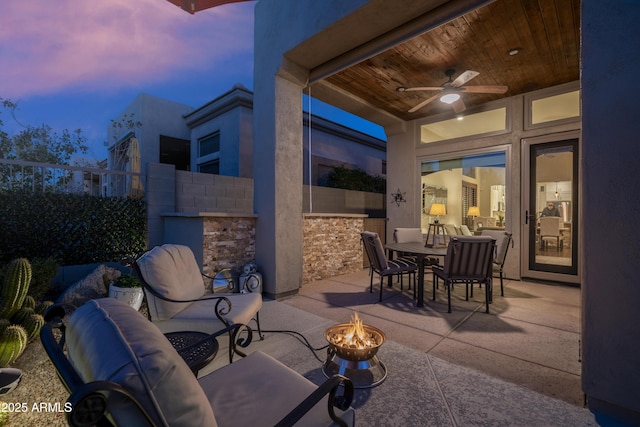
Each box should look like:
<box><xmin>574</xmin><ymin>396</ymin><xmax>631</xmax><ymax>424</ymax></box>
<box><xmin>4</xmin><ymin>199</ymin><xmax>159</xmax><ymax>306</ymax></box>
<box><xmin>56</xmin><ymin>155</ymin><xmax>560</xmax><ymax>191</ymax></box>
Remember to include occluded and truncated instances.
<box><xmin>328</xmin><ymin>312</ymin><xmax>377</xmax><ymax>350</ymax></box>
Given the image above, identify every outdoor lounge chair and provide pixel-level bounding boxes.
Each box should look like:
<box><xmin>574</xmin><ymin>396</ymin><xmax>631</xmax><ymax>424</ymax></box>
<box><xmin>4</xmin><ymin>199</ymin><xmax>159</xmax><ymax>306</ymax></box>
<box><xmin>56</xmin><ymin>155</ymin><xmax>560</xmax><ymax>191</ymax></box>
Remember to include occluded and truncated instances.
<box><xmin>131</xmin><ymin>244</ymin><xmax>263</xmax><ymax>361</ymax></box>
<box><xmin>431</xmin><ymin>236</ymin><xmax>496</xmax><ymax>313</ymax></box>
<box><xmin>40</xmin><ymin>298</ymin><xmax>355</xmax><ymax>427</ymax></box>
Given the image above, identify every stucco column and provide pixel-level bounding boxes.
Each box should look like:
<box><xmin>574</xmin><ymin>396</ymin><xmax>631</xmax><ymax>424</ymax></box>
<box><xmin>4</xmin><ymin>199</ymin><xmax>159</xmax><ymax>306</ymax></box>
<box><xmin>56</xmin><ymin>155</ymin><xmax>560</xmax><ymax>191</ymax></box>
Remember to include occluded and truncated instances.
<box><xmin>253</xmin><ymin>58</ymin><xmax>307</xmax><ymax>299</ymax></box>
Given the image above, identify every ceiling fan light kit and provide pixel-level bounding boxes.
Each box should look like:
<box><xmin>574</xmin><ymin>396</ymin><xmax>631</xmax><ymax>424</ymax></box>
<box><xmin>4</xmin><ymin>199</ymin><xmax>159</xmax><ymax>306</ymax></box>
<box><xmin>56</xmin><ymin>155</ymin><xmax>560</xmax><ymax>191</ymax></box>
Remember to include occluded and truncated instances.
<box><xmin>440</xmin><ymin>92</ymin><xmax>460</xmax><ymax>104</ymax></box>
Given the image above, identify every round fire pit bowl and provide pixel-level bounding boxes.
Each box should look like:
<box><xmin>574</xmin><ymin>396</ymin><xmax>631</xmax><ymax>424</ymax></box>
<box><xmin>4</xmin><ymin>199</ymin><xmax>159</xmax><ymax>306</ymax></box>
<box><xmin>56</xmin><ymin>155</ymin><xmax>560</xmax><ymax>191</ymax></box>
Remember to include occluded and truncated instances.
<box><xmin>322</xmin><ymin>322</ymin><xmax>388</xmax><ymax>388</ymax></box>
<box><xmin>324</xmin><ymin>323</ymin><xmax>386</xmax><ymax>362</ymax></box>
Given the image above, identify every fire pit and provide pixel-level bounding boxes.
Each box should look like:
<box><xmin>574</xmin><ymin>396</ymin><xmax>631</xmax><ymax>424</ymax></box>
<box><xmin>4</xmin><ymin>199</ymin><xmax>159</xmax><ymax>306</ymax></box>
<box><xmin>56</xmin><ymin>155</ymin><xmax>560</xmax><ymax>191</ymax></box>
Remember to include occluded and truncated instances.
<box><xmin>322</xmin><ymin>313</ymin><xmax>387</xmax><ymax>388</ymax></box>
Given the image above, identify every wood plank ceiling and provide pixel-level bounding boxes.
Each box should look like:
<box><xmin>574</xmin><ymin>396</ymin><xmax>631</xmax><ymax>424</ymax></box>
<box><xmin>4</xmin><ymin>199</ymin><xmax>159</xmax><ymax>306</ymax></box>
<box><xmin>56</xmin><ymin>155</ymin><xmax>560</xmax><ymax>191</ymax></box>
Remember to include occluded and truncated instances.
<box><xmin>325</xmin><ymin>0</ymin><xmax>581</xmax><ymax>121</ymax></box>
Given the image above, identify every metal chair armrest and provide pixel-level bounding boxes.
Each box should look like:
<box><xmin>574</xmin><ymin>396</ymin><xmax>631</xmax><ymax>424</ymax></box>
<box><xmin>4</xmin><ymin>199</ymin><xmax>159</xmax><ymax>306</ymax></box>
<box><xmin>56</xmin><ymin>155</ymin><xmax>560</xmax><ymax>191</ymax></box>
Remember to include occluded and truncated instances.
<box><xmin>274</xmin><ymin>374</ymin><xmax>354</xmax><ymax>427</ymax></box>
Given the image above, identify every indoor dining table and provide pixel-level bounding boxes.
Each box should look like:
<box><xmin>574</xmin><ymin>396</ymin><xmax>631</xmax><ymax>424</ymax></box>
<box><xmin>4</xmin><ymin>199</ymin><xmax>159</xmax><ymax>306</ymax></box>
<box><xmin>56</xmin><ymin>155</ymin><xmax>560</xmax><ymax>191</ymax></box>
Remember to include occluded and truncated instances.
<box><xmin>385</xmin><ymin>241</ymin><xmax>447</xmax><ymax>307</ymax></box>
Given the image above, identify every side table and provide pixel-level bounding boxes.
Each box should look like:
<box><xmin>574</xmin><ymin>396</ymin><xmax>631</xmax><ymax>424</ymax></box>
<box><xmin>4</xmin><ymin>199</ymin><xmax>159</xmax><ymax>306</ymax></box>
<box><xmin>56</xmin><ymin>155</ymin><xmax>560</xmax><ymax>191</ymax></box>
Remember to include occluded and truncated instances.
<box><xmin>425</xmin><ymin>223</ymin><xmax>446</xmax><ymax>247</ymax></box>
<box><xmin>165</xmin><ymin>331</ymin><xmax>219</xmax><ymax>376</ymax></box>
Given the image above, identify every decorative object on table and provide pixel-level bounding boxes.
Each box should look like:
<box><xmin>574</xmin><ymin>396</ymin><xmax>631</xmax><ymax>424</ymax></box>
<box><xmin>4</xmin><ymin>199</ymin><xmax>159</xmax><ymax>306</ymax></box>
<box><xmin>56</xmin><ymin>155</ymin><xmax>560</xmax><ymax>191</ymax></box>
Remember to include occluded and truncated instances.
<box><xmin>108</xmin><ymin>274</ymin><xmax>143</xmax><ymax>311</ymax></box>
<box><xmin>467</xmin><ymin>206</ymin><xmax>480</xmax><ymax>229</ymax></box>
<box><xmin>428</xmin><ymin>203</ymin><xmax>446</xmax><ymax>223</ymax></box>
<box><xmin>426</xmin><ymin>203</ymin><xmax>447</xmax><ymax>247</ymax></box>
<box><xmin>390</xmin><ymin>188</ymin><xmax>407</xmax><ymax>206</ymax></box>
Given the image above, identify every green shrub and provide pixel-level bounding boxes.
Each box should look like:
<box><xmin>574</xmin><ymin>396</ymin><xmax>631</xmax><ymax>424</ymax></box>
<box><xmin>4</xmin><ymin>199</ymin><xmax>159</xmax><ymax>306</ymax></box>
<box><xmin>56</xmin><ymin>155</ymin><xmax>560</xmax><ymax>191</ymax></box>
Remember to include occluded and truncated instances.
<box><xmin>0</xmin><ymin>190</ymin><xmax>146</xmax><ymax>265</ymax></box>
<box><xmin>324</xmin><ymin>165</ymin><xmax>386</xmax><ymax>194</ymax></box>
<box><xmin>28</xmin><ymin>257</ymin><xmax>60</xmax><ymax>301</ymax></box>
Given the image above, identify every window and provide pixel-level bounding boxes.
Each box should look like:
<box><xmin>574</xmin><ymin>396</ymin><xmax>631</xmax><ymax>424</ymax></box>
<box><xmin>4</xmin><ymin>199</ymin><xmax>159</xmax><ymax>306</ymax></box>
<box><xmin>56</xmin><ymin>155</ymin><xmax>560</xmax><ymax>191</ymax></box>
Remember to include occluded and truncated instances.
<box><xmin>420</xmin><ymin>151</ymin><xmax>506</xmax><ymax>232</ymax></box>
<box><xmin>199</xmin><ymin>132</ymin><xmax>220</xmax><ymax>156</ymax></box>
<box><xmin>199</xmin><ymin>160</ymin><xmax>220</xmax><ymax>175</ymax></box>
<box><xmin>525</xmin><ymin>83</ymin><xmax>581</xmax><ymax>129</ymax></box>
<box><xmin>420</xmin><ymin>107</ymin><xmax>508</xmax><ymax>144</ymax></box>
<box><xmin>159</xmin><ymin>135</ymin><xmax>190</xmax><ymax>171</ymax></box>
<box><xmin>197</xmin><ymin>132</ymin><xmax>221</xmax><ymax>174</ymax></box>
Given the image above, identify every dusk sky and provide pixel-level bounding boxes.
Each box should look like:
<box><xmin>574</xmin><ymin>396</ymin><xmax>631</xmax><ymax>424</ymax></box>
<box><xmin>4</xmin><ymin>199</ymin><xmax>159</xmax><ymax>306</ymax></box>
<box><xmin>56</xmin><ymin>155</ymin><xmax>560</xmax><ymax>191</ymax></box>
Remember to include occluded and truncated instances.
<box><xmin>0</xmin><ymin>0</ymin><xmax>384</xmax><ymax>162</ymax></box>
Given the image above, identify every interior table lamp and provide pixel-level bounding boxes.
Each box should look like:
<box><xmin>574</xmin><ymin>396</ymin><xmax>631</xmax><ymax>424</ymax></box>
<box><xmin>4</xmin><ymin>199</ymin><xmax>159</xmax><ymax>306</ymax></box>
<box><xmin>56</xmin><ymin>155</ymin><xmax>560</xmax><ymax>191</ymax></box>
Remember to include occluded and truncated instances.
<box><xmin>467</xmin><ymin>206</ymin><xmax>480</xmax><ymax>229</ymax></box>
<box><xmin>429</xmin><ymin>203</ymin><xmax>446</xmax><ymax>223</ymax></box>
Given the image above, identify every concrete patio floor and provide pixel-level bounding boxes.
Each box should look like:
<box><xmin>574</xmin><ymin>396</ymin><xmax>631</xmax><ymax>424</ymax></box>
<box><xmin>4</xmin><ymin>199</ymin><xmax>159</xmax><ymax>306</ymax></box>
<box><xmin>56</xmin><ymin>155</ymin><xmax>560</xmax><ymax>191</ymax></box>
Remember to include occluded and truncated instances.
<box><xmin>200</xmin><ymin>269</ymin><xmax>635</xmax><ymax>425</ymax></box>
<box><xmin>284</xmin><ymin>269</ymin><xmax>584</xmax><ymax>407</ymax></box>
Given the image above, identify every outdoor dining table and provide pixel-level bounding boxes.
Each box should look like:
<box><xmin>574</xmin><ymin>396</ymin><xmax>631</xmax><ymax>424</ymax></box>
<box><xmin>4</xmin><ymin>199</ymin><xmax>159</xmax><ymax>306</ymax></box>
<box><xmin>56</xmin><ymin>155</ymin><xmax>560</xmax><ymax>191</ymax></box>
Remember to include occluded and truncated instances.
<box><xmin>385</xmin><ymin>241</ymin><xmax>447</xmax><ymax>307</ymax></box>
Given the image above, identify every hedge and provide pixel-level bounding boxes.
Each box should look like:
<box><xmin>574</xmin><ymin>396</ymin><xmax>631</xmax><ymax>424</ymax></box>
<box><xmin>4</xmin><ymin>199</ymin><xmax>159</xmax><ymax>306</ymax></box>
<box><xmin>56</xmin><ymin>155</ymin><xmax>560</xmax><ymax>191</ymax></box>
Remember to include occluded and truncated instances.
<box><xmin>0</xmin><ymin>190</ymin><xmax>146</xmax><ymax>266</ymax></box>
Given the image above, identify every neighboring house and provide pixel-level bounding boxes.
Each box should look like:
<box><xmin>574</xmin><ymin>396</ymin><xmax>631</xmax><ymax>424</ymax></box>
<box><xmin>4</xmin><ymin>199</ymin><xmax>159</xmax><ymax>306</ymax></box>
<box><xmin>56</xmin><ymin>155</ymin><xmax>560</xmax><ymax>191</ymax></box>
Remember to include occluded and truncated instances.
<box><xmin>107</xmin><ymin>85</ymin><xmax>386</xmax><ymax>185</ymax></box>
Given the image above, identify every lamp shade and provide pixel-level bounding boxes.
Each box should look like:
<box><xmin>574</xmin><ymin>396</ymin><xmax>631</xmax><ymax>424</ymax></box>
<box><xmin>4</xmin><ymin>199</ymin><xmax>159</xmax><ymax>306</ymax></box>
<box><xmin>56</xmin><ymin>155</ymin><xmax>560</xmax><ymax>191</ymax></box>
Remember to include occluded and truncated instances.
<box><xmin>429</xmin><ymin>203</ymin><xmax>446</xmax><ymax>216</ymax></box>
<box><xmin>467</xmin><ymin>206</ymin><xmax>480</xmax><ymax>217</ymax></box>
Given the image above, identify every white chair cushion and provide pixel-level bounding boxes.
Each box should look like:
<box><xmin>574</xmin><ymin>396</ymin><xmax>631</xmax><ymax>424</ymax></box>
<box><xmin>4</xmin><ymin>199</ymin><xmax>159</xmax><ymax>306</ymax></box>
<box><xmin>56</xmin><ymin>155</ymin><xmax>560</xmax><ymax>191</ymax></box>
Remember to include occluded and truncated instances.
<box><xmin>460</xmin><ymin>225</ymin><xmax>473</xmax><ymax>236</ymax></box>
<box><xmin>152</xmin><ymin>292</ymin><xmax>263</xmax><ymax>334</ymax></box>
<box><xmin>137</xmin><ymin>244</ymin><xmax>206</xmax><ymax>320</ymax></box>
<box><xmin>66</xmin><ymin>298</ymin><xmax>218</xmax><ymax>427</ymax></box>
<box><xmin>200</xmin><ymin>351</ymin><xmax>355</xmax><ymax>427</ymax></box>
<box><xmin>480</xmin><ymin>230</ymin><xmax>511</xmax><ymax>264</ymax></box>
<box><xmin>393</xmin><ymin>228</ymin><xmax>422</xmax><ymax>243</ymax></box>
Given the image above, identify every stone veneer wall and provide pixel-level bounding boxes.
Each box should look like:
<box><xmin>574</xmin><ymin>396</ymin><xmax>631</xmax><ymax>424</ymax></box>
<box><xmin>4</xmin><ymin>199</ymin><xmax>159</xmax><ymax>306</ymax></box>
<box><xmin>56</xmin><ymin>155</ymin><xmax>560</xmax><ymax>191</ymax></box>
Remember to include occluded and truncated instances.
<box><xmin>202</xmin><ymin>215</ymin><xmax>257</xmax><ymax>278</ymax></box>
<box><xmin>302</xmin><ymin>214</ymin><xmax>366</xmax><ymax>284</ymax></box>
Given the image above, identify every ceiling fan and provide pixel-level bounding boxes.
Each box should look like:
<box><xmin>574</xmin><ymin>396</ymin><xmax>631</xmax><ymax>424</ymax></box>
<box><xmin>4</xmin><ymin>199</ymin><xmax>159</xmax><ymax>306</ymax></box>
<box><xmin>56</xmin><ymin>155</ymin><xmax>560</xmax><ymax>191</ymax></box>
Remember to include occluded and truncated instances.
<box><xmin>397</xmin><ymin>69</ymin><xmax>508</xmax><ymax>113</ymax></box>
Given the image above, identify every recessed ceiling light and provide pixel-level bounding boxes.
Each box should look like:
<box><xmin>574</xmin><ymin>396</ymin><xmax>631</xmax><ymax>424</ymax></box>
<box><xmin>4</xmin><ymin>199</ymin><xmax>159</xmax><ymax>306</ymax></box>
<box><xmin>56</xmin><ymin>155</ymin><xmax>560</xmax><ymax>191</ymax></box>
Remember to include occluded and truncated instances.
<box><xmin>508</xmin><ymin>48</ymin><xmax>521</xmax><ymax>56</ymax></box>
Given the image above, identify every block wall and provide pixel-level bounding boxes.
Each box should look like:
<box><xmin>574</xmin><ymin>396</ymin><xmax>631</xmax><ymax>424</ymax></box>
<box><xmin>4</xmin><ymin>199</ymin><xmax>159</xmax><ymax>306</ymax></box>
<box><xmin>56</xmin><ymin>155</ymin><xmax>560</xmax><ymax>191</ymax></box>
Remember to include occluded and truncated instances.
<box><xmin>175</xmin><ymin>170</ymin><xmax>253</xmax><ymax>213</ymax></box>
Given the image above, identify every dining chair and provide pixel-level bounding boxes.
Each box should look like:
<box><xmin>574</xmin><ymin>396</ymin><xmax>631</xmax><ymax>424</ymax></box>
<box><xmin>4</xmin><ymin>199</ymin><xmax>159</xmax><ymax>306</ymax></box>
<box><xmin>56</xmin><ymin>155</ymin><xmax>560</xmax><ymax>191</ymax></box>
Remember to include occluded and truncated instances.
<box><xmin>431</xmin><ymin>236</ymin><xmax>496</xmax><ymax>313</ymax></box>
<box><xmin>539</xmin><ymin>216</ymin><xmax>563</xmax><ymax>250</ymax></box>
<box><xmin>480</xmin><ymin>230</ymin><xmax>513</xmax><ymax>296</ymax></box>
<box><xmin>361</xmin><ymin>231</ymin><xmax>418</xmax><ymax>302</ymax></box>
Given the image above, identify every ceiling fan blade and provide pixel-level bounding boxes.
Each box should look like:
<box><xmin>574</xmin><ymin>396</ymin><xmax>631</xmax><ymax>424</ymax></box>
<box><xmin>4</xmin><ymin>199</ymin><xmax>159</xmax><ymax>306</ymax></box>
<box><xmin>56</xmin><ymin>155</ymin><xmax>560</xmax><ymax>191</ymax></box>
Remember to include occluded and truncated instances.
<box><xmin>408</xmin><ymin>93</ymin><xmax>441</xmax><ymax>113</ymax></box>
<box><xmin>451</xmin><ymin>70</ymin><xmax>479</xmax><ymax>87</ymax></box>
<box><xmin>461</xmin><ymin>85</ymin><xmax>508</xmax><ymax>94</ymax></box>
<box><xmin>452</xmin><ymin>98</ymin><xmax>467</xmax><ymax>113</ymax></box>
<box><xmin>404</xmin><ymin>86</ymin><xmax>443</xmax><ymax>92</ymax></box>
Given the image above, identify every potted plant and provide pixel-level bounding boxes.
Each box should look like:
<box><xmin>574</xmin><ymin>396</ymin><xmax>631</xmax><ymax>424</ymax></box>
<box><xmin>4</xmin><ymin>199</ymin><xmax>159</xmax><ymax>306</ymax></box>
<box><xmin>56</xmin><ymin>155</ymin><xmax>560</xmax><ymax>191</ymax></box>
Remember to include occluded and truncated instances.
<box><xmin>108</xmin><ymin>274</ymin><xmax>143</xmax><ymax>311</ymax></box>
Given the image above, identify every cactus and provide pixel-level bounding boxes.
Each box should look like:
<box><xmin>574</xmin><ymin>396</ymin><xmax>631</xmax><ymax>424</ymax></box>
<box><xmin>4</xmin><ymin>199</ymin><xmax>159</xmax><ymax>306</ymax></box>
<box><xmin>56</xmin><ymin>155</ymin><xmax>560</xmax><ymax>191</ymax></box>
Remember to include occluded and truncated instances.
<box><xmin>0</xmin><ymin>259</ymin><xmax>32</xmax><ymax>319</ymax></box>
<box><xmin>10</xmin><ymin>307</ymin><xmax>35</xmax><ymax>326</ymax></box>
<box><xmin>22</xmin><ymin>314</ymin><xmax>45</xmax><ymax>342</ymax></box>
<box><xmin>0</xmin><ymin>325</ymin><xmax>27</xmax><ymax>367</ymax></box>
<box><xmin>21</xmin><ymin>295</ymin><xmax>36</xmax><ymax>310</ymax></box>
<box><xmin>35</xmin><ymin>300</ymin><xmax>54</xmax><ymax>316</ymax></box>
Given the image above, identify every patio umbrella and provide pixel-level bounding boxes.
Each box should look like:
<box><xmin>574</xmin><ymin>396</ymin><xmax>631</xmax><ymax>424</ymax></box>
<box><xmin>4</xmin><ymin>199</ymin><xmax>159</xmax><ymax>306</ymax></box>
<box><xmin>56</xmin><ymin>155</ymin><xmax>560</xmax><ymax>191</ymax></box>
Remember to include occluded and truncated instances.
<box><xmin>127</xmin><ymin>138</ymin><xmax>144</xmax><ymax>199</ymax></box>
<box><xmin>166</xmin><ymin>0</ymin><xmax>252</xmax><ymax>14</ymax></box>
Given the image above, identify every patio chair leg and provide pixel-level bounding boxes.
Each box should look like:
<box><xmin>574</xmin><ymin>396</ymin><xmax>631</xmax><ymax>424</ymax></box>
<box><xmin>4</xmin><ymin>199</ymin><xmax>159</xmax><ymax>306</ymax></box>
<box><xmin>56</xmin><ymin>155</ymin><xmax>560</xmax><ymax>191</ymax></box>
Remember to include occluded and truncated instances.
<box><xmin>370</xmin><ymin>272</ymin><xmax>374</xmax><ymax>293</ymax></box>
<box><xmin>254</xmin><ymin>312</ymin><xmax>264</xmax><ymax>340</ymax></box>
<box><xmin>379</xmin><ymin>277</ymin><xmax>384</xmax><ymax>302</ymax></box>
<box><xmin>485</xmin><ymin>279</ymin><xmax>491</xmax><ymax>313</ymax></box>
<box><xmin>447</xmin><ymin>280</ymin><xmax>452</xmax><ymax>313</ymax></box>
<box><xmin>432</xmin><ymin>273</ymin><xmax>437</xmax><ymax>301</ymax></box>
<box><xmin>499</xmin><ymin>271</ymin><xmax>504</xmax><ymax>296</ymax></box>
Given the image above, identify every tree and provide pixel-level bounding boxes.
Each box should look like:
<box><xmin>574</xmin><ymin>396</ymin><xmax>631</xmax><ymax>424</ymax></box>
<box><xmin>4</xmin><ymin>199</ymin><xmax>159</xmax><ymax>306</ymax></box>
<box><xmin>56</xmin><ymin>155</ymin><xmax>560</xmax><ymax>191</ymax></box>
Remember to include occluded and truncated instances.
<box><xmin>0</xmin><ymin>97</ymin><xmax>88</xmax><ymax>164</ymax></box>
